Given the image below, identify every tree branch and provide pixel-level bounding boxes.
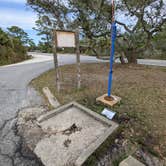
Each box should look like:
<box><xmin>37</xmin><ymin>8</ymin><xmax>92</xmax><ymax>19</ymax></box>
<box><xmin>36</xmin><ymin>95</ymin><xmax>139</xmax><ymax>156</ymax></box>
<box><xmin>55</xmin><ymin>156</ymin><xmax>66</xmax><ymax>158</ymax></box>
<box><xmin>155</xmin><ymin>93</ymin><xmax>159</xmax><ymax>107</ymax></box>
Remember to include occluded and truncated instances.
<box><xmin>116</xmin><ymin>20</ymin><xmax>133</xmax><ymax>33</ymax></box>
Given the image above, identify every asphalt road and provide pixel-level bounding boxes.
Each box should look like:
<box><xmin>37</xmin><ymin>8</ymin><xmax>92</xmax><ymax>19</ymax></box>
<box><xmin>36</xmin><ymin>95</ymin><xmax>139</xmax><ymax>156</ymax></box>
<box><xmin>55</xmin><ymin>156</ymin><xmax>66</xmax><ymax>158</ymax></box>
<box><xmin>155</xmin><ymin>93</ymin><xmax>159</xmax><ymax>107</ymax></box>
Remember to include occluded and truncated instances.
<box><xmin>0</xmin><ymin>54</ymin><xmax>101</xmax><ymax>166</ymax></box>
<box><xmin>137</xmin><ymin>59</ymin><xmax>166</xmax><ymax>67</ymax></box>
<box><xmin>0</xmin><ymin>53</ymin><xmax>165</xmax><ymax>166</ymax></box>
<box><xmin>115</xmin><ymin>58</ymin><xmax>166</xmax><ymax>67</ymax></box>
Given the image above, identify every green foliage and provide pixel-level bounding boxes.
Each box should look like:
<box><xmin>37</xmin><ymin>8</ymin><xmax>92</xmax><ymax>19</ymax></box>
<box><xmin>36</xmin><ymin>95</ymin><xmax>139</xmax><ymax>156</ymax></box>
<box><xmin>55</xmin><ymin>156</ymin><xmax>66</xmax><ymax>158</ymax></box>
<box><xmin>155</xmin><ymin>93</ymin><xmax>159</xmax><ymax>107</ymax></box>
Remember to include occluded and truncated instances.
<box><xmin>115</xmin><ymin>0</ymin><xmax>166</xmax><ymax>62</ymax></box>
<box><xmin>0</xmin><ymin>27</ymin><xmax>28</xmax><ymax>66</ymax></box>
<box><xmin>7</xmin><ymin>26</ymin><xmax>35</xmax><ymax>47</ymax></box>
<box><xmin>0</xmin><ymin>28</ymin><xmax>12</xmax><ymax>47</ymax></box>
<box><xmin>27</xmin><ymin>0</ymin><xmax>166</xmax><ymax>62</ymax></box>
<box><xmin>27</xmin><ymin>40</ymin><xmax>37</xmax><ymax>51</ymax></box>
<box><xmin>37</xmin><ymin>41</ymin><xmax>52</xmax><ymax>53</ymax></box>
<box><xmin>32</xmin><ymin>16</ymin><xmax>53</xmax><ymax>52</ymax></box>
<box><xmin>153</xmin><ymin>24</ymin><xmax>166</xmax><ymax>58</ymax></box>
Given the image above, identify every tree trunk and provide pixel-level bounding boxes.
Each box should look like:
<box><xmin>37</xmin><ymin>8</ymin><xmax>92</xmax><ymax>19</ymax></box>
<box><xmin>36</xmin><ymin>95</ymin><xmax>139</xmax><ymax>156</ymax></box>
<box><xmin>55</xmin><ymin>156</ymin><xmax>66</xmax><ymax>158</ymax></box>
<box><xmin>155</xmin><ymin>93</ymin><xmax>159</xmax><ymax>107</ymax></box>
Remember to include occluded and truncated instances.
<box><xmin>119</xmin><ymin>52</ymin><xmax>126</xmax><ymax>64</ymax></box>
<box><xmin>125</xmin><ymin>48</ymin><xmax>137</xmax><ymax>64</ymax></box>
<box><xmin>88</xmin><ymin>45</ymin><xmax>99</xmax><ymax>58</ymax></box>
<box><xmin>75</xmin><ymin>30</ymin><xmax>81</xmax><ymax>89</ymax></box>
<box><xmin>52</xmin><ymin>30</ymin><xmax>60</xmax><ymax>92</ymax></box>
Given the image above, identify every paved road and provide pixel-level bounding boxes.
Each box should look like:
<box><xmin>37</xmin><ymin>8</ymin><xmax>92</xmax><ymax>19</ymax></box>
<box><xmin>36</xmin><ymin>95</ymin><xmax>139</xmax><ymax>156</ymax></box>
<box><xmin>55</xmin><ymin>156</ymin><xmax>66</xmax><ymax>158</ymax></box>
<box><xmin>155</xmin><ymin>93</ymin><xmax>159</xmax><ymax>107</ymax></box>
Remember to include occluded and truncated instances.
<box><xmin>137</xmin><ymin>59</ymin><xmax>166</xmax><ymax>67</ymax></box>
<box><xmin>26</xmin><ymin>52</ymin><xmax>166</xmax><ymax>67</ymax></box>
<box><xmin>0</xmin><ymin>54</ymin><xmax>101</xmax><ymax>166</ymax></box>
<box><xmin>115</xmin><ymin>58</ymin><xmax>166</xmax><ymax>67</ymax></box>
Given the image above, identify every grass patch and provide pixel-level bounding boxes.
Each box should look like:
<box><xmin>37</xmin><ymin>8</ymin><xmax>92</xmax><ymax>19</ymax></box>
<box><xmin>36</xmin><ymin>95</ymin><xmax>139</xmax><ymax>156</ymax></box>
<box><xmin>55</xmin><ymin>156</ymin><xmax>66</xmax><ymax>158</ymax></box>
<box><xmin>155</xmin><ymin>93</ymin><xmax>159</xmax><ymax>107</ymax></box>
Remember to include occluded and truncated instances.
<box><xmin>31</xmin><ymin>63</ymin><xmax>166</xmax><ymax>160</ymax></box>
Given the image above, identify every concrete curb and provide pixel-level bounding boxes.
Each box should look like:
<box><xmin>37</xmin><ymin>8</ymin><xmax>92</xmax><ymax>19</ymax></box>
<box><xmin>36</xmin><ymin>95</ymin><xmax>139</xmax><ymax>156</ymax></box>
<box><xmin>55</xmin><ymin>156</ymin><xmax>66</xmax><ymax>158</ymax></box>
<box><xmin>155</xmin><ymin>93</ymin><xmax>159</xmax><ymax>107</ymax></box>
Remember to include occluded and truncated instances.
<box><xmin>119</xmin><ymin>156</ymin><xmax>145</xmax><ymax>166</ymax></box>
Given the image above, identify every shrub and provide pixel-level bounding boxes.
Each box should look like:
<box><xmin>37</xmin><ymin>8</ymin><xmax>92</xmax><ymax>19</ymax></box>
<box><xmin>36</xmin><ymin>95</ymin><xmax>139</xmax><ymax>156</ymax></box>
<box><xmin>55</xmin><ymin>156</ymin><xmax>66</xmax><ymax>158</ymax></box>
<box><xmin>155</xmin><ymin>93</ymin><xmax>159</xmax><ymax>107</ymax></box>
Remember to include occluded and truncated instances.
<box><xmin>0</xmin><ymin>28</ymin><xmax>28</xmax><ymax>65</ymax></box>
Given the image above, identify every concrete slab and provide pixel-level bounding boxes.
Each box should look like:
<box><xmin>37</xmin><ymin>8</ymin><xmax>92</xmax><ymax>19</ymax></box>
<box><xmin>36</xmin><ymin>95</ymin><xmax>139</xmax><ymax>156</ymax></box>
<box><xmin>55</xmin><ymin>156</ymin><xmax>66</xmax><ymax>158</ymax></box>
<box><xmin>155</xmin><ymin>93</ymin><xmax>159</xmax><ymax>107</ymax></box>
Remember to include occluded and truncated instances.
<box><xmin>96</xmin><ymin>94</ymin><xmax>121</xmax><ymax>107</ymax></box>
<box><xmin>119</xmin><ymin>156</ymin><xmax>145</xmax><ymax>166</ymax></box>
<box><xmin>35</xmin><ymin>102</ymin><xmax>118</xmax><ymax>166</ymax></box>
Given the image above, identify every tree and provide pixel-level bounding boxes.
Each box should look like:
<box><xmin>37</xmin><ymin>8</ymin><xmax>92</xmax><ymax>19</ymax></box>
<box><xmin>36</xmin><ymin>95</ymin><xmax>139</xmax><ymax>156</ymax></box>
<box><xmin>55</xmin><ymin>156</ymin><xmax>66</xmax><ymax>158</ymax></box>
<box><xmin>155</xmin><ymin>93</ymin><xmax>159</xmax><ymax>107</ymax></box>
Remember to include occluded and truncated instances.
<box><xmin>27</xmin><ymin>0</ymin><xmax>112</xmax><ymax>57</ymax></box>
<box><xmin>27</xmin><ymin>0</ymin><xmax>166</xmax><ymax>63</ymax></box>
<box><xmin>37</xmin><ymin>41</ymin><xmax>52</xmax><ymax>53</ymax></box>
<box><xmin>33</xmin><ymin>16</ymin><xmax>52</xmax><ymax>52</ymax></box>
<box><xmin>153</xmin><ymin>24</ymin><xmax>166</xmax><ymax>56</ymax></box>
<box><xmin>7</xmin><ymin>26</ymin><xmax>34</xmax><ymax>46</ymax></box>
<box><xmin>115</xmin><ymin>0</ymin><xmax>166</xmax><ymax>63</ymax></box>
<box><xmin>33</xmin><ymin>16</ymin><xmax>52</xmax><ymax>43</ymax></box>
<box><xmin>28</xmin><ymin>40</ymin><xmax>36</xmax><ymax>51</ymax></box>
<box><xmin>0</xmin><ymin>28</ymin><xmax>11</xmax><ymax>47</ymax></box>
<box><xmin>68</xmin><ymin>0</ymin><xmax>112</xmax><ymax>57</ymax></box>
<box><xmin>0</xmin><ymin>28</ymin><xmax>27</xmax><ymax>65</ymax></box>
<box><xmin>27</xmin><ymin>0</ymin><xmax>69</xmax><ymax>29</ymax></box>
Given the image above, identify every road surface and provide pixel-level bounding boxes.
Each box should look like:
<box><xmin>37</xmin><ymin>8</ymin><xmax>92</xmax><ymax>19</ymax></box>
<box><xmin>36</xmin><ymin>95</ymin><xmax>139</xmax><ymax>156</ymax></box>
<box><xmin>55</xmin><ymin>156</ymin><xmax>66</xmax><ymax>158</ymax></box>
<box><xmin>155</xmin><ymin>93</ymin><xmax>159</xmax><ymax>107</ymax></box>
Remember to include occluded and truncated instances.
<box><xmin>0</xmin><ymin>52</ymin><xmax>165</xmax><ymax>166</ymax></box>
<box><xmin>137</xmin><ymin>59</ymin><xmax>166</xmax><ymax>67</ymax></box>
<box><xmin>0</xmin><ymin>53</ymin><xmax>101</xmax><ymax>166</ymax></box>
<box><xmin>114</xmin><ymin>58</ymin><xmax>166</xmax><ymax>67</ymax></box>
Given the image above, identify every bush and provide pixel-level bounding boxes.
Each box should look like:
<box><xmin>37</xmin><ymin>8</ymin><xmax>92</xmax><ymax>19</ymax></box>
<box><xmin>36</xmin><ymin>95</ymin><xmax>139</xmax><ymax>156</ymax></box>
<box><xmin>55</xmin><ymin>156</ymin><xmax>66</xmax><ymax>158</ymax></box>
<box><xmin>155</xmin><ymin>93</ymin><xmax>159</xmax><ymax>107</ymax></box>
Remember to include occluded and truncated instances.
<box><xmin>0</xmin><ymin>28</ymin><xmax>28</xmax><ymax>65</ymax></box>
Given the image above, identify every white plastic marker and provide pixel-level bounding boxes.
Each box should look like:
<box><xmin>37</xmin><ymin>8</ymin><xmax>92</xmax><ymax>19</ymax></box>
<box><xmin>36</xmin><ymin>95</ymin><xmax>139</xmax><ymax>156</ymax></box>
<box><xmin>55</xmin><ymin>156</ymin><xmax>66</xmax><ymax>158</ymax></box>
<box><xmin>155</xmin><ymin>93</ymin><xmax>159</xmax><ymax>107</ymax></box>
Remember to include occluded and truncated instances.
<box><xmin>101</xmin><ymin>108</ymin><xmax>116</xmax><ymax>120</ymax></box>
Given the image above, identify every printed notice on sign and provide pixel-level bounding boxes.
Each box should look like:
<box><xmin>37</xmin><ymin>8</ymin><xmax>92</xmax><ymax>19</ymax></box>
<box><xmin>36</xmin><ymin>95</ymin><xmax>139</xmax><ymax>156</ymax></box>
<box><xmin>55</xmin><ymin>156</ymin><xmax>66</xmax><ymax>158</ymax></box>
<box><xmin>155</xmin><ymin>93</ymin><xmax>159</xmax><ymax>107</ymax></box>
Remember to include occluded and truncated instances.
<box><xmin>56</xmin><ymin>31</ymin><xmax>75</xmax><ymax>48</ymax></box>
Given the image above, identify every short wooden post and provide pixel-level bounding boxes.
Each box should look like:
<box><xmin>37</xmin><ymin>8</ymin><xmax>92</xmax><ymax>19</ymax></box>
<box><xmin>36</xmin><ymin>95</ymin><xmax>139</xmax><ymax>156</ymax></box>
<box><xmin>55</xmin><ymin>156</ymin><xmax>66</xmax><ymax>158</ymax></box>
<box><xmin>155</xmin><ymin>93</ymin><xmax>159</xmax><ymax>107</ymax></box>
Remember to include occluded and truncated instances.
<box><xmin>52</xmin><ymin>30</ymin><xmax>60</xmax><ymax>92</ymax></box>
<box><xmin>75</xmin><ymin>29</ymin><xmax>81</xmax><ymax>89</ymax></box>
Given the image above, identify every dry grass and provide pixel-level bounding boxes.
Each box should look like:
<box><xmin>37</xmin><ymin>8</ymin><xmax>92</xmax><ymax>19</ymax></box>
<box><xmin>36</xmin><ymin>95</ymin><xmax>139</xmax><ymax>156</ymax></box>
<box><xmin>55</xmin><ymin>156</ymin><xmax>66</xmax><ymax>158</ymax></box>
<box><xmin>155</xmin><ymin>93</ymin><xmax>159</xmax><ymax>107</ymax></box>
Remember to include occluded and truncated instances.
<box><xmin>31</xmin><ymin>63</ymin><xmax>166</xmax><ymax>158</ymax></box>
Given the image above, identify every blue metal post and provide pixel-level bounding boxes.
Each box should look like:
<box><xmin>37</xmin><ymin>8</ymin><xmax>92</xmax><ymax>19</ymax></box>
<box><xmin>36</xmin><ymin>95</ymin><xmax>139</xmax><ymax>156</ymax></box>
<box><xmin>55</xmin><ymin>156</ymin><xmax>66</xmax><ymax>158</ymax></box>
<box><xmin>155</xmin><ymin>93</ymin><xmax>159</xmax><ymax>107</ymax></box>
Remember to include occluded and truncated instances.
<box><xmin>107</xmin><ymin>22</ymin><xmax>117</xmax><ymax>97</ymax></box>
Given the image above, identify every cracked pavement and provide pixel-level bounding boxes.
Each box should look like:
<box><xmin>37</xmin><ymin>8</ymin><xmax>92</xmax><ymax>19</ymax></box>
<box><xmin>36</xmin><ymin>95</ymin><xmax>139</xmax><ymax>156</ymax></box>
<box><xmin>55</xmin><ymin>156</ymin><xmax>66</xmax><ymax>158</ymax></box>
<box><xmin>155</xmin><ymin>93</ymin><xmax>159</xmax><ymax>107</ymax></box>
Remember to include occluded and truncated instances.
<box><xmin>0</xmin><ymin>53</ymin><xmax>101</xmax><ymax>166</ymax></box>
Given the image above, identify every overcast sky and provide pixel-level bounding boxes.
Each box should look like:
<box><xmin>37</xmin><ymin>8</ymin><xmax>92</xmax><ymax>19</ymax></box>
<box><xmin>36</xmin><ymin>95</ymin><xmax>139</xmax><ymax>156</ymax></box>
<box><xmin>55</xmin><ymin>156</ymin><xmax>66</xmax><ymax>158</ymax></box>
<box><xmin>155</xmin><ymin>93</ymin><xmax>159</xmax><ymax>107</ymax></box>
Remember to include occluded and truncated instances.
<box><xmin>0</xmin><ymin>0</ymin><xmax>41</xmax><ymax>44</ymax></box>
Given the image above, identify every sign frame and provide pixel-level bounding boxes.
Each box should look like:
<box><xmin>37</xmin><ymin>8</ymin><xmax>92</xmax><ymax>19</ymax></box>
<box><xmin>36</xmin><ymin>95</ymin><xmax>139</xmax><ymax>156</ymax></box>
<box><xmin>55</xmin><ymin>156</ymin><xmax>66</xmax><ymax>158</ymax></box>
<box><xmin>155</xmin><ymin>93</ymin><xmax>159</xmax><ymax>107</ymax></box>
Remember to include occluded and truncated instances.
<box><xmin>56</xmin><ymin>30</ymin><xmax>76</xmax><ymax>48</ymax></box>
<box><xmin>52</xmin><ymin>29</ymin><xmax>81</xmax><ymax>90</ymax></box>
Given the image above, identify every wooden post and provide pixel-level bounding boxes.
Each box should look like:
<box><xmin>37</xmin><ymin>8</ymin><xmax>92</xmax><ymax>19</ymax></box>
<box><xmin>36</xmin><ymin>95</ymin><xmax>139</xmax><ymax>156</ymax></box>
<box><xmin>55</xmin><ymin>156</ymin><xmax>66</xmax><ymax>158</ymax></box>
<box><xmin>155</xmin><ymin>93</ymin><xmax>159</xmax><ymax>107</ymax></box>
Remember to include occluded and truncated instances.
<box><xmin>75</xmin><ymin>29</ymin><xmax>81</xmax><ymax>89</ymax></box>
<box><xmin>52</xmin><ymin>30</ymin><xmax>60</xmax><ymax>92</ymax></box>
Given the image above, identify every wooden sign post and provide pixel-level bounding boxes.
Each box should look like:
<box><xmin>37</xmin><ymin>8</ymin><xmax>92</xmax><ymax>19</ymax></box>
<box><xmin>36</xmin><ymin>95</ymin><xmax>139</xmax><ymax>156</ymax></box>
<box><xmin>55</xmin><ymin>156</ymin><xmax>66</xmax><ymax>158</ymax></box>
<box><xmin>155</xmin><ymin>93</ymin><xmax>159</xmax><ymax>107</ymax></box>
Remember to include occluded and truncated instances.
<box><xmin>52</xmin><ymin>30</ymin><xmax>60</xmax><ymax>93</ymax></box>
<box><xmin>52</xmin><ymin>29</ymin><xmax>81</xmax><ymax>92</ymax></box>
<box><xmin>75</xmin><ymin>29</ymin><xmax>81</xmax><ymax>89</ymax></box>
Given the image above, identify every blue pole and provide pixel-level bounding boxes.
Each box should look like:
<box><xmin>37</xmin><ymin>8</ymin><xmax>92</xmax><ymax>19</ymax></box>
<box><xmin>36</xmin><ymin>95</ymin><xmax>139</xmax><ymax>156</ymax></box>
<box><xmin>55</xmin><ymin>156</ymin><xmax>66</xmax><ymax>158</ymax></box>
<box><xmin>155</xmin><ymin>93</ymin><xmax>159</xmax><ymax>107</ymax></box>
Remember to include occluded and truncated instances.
<box><xmin>107</xmin><ymin>22</ymin><xmax>117</xmax><ymax>97</ymax></box>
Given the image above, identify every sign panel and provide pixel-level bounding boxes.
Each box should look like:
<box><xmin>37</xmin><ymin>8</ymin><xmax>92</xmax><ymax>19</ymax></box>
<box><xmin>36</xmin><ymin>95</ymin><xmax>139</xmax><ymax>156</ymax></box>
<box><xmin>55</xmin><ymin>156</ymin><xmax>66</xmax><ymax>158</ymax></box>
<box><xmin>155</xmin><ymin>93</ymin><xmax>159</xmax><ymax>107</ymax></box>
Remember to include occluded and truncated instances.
<box><xmin>56</xmin><ymin>31</ymin><xmax>76</xmax><ymax>48</ymax></box>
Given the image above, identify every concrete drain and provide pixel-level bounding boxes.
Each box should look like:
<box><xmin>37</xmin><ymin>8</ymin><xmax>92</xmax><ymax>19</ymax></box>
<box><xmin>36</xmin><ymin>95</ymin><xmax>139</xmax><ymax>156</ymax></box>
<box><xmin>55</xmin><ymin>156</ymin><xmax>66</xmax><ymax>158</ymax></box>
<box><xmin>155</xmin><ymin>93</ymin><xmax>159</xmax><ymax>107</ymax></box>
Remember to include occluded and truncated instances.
<box><xmin>35</xmin><ymin>102</ymin><xmax>118</xmax><ymax>166</ymax></box>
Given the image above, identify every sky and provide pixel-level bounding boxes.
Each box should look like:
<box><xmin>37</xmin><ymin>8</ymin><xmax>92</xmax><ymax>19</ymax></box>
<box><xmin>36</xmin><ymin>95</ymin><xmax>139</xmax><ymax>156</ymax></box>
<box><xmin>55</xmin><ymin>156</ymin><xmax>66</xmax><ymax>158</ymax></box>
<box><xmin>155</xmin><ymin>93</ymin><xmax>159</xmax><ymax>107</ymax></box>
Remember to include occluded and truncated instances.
<box><xmin>1</xmin><ymin>0</ymin><xmax>165</xmax><ymax>44</ymax></box>
<box><xmin>0</xmin><ymin>0</ymin><xmax>41</xmax><ymax>44</ymax></box>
